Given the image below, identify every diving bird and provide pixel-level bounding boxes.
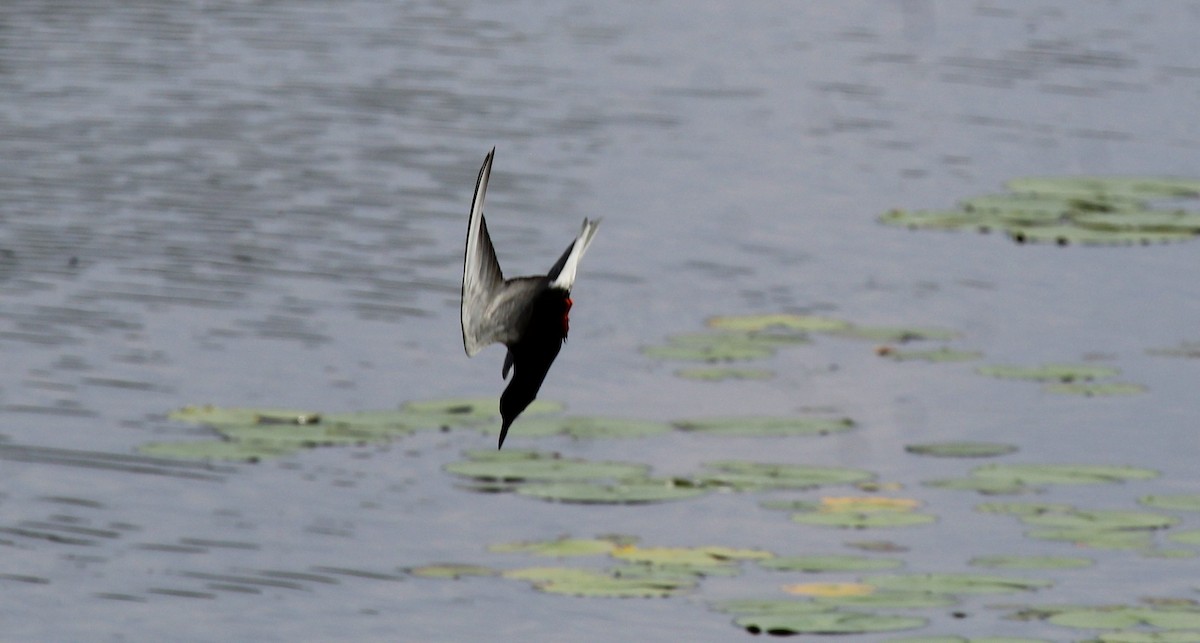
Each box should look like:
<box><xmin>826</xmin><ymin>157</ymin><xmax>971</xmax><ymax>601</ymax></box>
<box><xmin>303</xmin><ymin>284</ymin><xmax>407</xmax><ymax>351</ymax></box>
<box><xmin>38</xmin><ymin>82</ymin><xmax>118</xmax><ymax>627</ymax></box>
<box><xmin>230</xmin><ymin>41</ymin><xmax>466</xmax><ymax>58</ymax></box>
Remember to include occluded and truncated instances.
<box><xmin>460</xmin><ymin>148</ymin><xmax>600</xmax><ymax>448</ymax></box>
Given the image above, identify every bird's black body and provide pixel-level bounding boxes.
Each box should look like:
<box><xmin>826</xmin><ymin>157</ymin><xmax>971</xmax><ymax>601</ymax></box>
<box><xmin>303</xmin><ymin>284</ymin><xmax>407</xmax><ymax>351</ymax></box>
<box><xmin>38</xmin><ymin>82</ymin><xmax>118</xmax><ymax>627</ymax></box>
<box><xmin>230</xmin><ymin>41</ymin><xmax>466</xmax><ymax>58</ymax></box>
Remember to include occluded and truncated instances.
<box><xmin>460</xmin><ymin>148</ymin><xmax>598</xmax><ymax>448</ymax></box>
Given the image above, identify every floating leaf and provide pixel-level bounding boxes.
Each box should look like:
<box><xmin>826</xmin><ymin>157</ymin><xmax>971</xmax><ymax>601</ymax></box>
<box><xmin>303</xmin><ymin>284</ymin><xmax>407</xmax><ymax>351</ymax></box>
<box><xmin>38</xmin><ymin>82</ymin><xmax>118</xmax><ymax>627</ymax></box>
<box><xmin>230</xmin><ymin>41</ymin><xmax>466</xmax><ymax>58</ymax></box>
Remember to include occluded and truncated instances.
<box><xmin>611</xmin><ymin>545</ymin><xmax>771</xmax><ymax>568</ymax></box>
<box><xmin>862</xmin><ymin>573</ymin><xmax>1052</xmax><ymax>595</ymax></box>
<box><xmin>444</xmin><ymin>452</ymin><xmax>648</xmax><ymax>483</ymax></box>
<box><xmin>488</xmin><ymin>538</ymin><xmax>619</xmax><ymax>557</ymax></box>
<box><xmin>1020</xmin><ymin>510</ymin><xmax>1177</xmax><ymax>532</ymax></box>
<box><xmin>1007</xmin><ymin>176</ymin><xmax>1200</xmax><ymax>199</ymax></box>
<box><xmin>697</xmin><ymin>461</ymin><xmax>875</xmax><ymax>491</ymax></box>
<box><xmin>906</xmin><ymin>442</ymin><xmax>1018</xmax><ymax>458</ymax></box>
<box><xmin>975</xmin><ymin>502</ymin><xmax>1075</xmax><ymax>516</ymax></box>
<box><xmin>880</xmin><ymin>209</ymin><xmax>989</xmax><ymax>231</ymax></box>
<box><xmin>971</xmin><ymin>464</ymin><xmax>1158</xmax><ymax>486</ymax></box>
<box><xmin>1027</xmin><ymin>528</ymin><xmax>1154</xmax><ymax>550</ymax></box>
<box><xmin>516</xmin><ymin>479</ymin><xmax>707</xmax><ymax>505</ymax></box>
<box><xmin>675</xmin><ymin>367</ymin><xmax>775</xmax><ymax>381</ymax></box>
<box><xmin>502</xmin><ymin>416</ymin><xmax>672</xmax><ymax>440</ymax></box>
<box><xmin>138</xmin><ymin>440</ymin><xmax>296</xmax><ymax>462</ymax></box>
<box><xmin>1045</xmin><ymin>605</ymin><xmax>1200</xmax><ymax>630</ymax></box>
<box><xmin>1007</xmin><ymin>225</ymin><xmax>1193</xmax><ymax>246</ymax></box>
<box><xmin>1095</xmin><ymin>632</ymin><xmax>1200</xmax><ymax>642</ymax></box>
<box><xmin>707</xmin><ymin>314</ymin><xmax>850</xmax><ymax>333</ymax></box>
<box><xmin>1168</xmin><ymin>530</ymin><xmax>1200</xmax><ymax>546</ymax></box>
<box><xmin>969</xmin><ymin>556</ymin><xmax>1093</xmax><ymax>570</ymax></box>
<box><xmin>975</xmin><ymin>363</ymin><xmax>1119</xmax><ymax>382</ymax></box>
<box><xmin>1076</xmin><ymin>210</ymin><xmax>1200</xmax><ymax>233</ymax></box>
<box><xmin>760</xmin><ymin>555</ymin><xmax>902</xmax><ymax>573</ymax></box>
<box><xmin>1043</xmin><ymin>382</ymin><xmax>1146</xmax><ymax>396</ymax></box>
<box><xmin>792</xmin><ymin>512</ymin><xmax>937</xmax><ymax>529</ymax></box>
<box><xmin>1143</xmin><ymin>495</ymin><xmax>1200</xmax><ymax>512</ymax></box>
<box><xmin>783</xmin><ymin>582</ymin><xmax>873</xmax><ymax>597</ymax></box>
<box><xmin>407</xmin><ymin>563</ymin><xmax>496</xmax><ymax>579</ymax></box>
<box><xmin>675</xmin><ymin>416</ymin><xmax>855</xmax><ymax>438</ymax></box>
<box><xmin>168</xmin><ymin>406</ymin><xmax>320</xmax><ymax>427</ymax></box>
<box><xmin>503</xmin><ymin>566</ymin><xmax>694</xmax><ymax>598</ymax></box>
<box><xmin>400</xmin><ymin>396</ymin><xmax>563</xmax><ymax>428</ymax></box>
<box><xmin>735</xmin><ymin>611</ymin><xmax>926</xmax><ymax>635</ymax></box>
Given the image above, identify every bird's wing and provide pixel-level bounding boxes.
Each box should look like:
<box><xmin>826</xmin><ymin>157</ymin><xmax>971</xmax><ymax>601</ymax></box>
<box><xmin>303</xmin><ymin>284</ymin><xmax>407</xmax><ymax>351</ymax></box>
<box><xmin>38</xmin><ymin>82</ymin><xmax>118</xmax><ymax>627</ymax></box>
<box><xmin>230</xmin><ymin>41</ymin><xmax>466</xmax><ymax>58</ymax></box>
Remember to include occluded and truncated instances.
<box><xmin>461</xmin><ymin>148</ymin><xmax>506</xmax><ymax>356</ymax></box>
<box><xmin>547</xmin><ymin>218</ymin><xmax>600</xmax><ymax>291</ymax></box>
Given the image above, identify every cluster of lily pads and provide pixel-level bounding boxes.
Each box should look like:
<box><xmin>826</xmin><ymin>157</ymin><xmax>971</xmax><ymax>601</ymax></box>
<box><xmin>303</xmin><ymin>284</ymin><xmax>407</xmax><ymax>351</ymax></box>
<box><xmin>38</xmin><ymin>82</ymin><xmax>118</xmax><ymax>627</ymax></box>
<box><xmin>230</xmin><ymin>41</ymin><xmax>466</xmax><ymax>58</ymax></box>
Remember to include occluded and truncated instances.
<box><xmin>975</xmin><ymin>362</ymin><xmax>1146</xmax><ymax>396</ymax></box>
<box><xmin>144</xmin><ymin>399</ymin><xmax>858</xmax><ymax>463</ymax></box>
<box><xmin>640</xmin><ymin>313</ymin><xmax>965</xmax><ymax>381</ymax></box>
<box><xmin>880</xmin><ymin>176</ymin><xmax>1200</xmax><ymax>246</ymax></box>
<box><xmin>444</xmin><ymin>449</ymin><xmax>876</xmax><ymax>505</ymax></box>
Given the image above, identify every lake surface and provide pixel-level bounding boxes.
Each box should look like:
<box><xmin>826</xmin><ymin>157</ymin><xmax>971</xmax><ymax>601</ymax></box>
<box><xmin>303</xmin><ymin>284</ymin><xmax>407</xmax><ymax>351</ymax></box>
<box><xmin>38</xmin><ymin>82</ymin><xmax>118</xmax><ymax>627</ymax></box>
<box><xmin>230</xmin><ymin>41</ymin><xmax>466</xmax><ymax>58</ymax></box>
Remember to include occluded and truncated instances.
<box><xmin>2</xmin><ymin>1</ymin><xmax>1200</xmax><ymax>640</ymax></box>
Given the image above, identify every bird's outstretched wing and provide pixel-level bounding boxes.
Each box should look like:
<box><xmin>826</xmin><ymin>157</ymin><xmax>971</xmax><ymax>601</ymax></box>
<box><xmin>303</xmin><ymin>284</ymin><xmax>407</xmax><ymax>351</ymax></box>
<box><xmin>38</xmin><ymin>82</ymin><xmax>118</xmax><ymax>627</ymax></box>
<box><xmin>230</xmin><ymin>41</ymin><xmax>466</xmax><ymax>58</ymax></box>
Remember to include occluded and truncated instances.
<box><xmin>548</xmin><ymin>218</ymin><xmax>601</xmax><ymax>291</ymax></box>
<box><xmin>461</xmin><ymin>148</ymin><xmax>505</xmax><ymax>356</ymax></box>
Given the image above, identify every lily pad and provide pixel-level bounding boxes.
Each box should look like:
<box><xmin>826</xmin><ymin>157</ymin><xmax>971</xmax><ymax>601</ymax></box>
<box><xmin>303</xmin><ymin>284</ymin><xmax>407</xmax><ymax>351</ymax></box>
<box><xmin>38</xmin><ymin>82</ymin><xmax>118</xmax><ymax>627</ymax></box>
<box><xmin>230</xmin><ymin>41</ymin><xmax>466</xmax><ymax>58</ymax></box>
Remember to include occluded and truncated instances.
<box><xmin>1019</xmin><ymin>509</ymin><xmax>1177</xmax><ymax>532</ymax></box>
<box><xmin>1044</xmin><ymin>605</ymin><xmax>1200</xmax><ymax>630</ymax></box>
<box><xmin>488</xmin><ymin>538</ymin><xmax>619</xmax><ymax>557</ymax></box>
<box><xmin>407</xmin><ymin>563</ymin><xmax>496</xmax><ymax>579</ymax></box>
<box><xmin>1095</xmin><ymin>633</ymin><xmax>1200</xmax><ymax>643</ymax></box>
<box><xmin>1168</xmin><ymin>530</ymin><xmax>1200</xmax><ymax>546</ymax></box>
<box><xmin>759</xmin><ymin>555</ymin><xmax>903</xmax><ymax>573</ymax></box>
<box><xmin>502</xmin><ymin>566</ymin><xmax>694</xmax><ymax>598</ymax></box>
<box><xmin>1142</xmin><ymin>495</ymin><xmax>1200</xmax><ymax>512</ymax></box>
<box><xmin>1007</xmin><ymin>224</ymin><xmax>1193</xmax><ymax>246</ymax></box>
<box><xmin>697</xmin><ymin>461</ymin><xmax>875</xmax><ymax>491</ymax></box>
<box><xmin>1043</xmin><ymin>381</ymin><xmax>1146</xmax><ymax>396</ymax></box>
<box><xmin>444</xmin><ymin>451</ymin><xmax>648</xmax><ymax>483</ymax></box>
<box><xmin>791</xmin><ymin>512</ymin><xmax>938</xmax><ymax>529</ymax></box>
<box><xmin>1007</xmin><ymin>176</ymin><xmax>1200</xmax><ymax>199</ymax></box>
<box><xmin>862</xmin><ymin>573</ymin><xmax>1053</xmax><ymax>595</ymax></box>
<box><xmin>611</xmin><ymin>545</ymin><xmax>771</xmax><ymax>567</ymax></box>
<box><xmin>1027</xmin><ymin>528</ymin><xmax>1154</xmax><ymax>550</ymax></box>
<box><xmin>501</xmin><ymin>416</ymin><xmax>673</xmax><ymax>440</ymax></box>
<box><xmin>515</xmin><ymin>479</ymin><xmax>708</xmax><ymax>504</ymax></box>
<box><xmin>138</xmin><ymin>440</ymin><xmax>297</xmax><ymax>462</ymax></box>
<box><xmin>906</xmin><ymin>442</ymin><xmax>1018</xmax><ymax>458</ymax></box>
<box><xmin>969</xmin><ymin>556</ymin><xmax>1093</xmax><ymax>570</ymax></box>
<box><xmin>707</xmin><ymin>314</ymin><xmax>850</xmax><ymax>333</ymax></box>
<box><xmin>971</xmin><ymin>464</ymin><xmax>1159</xmax><ymax>486</ymax></box>
<box><xmin>735</xmin><ymin>611</ymin><xmax>926</xmax><ymax>635</ymax></box>
<box><xmin>975</xmin><ymin>502</ymin><xmax>1075</xmax><ymax>516</ymax></box>
<box><xmin>975</xmin><ymin>363</ymin><xmax>1119</xmax><ymax>382</ymax></box>
<box><xmin>674</xmin><ymin>416</ymin><xmax>855</xmax><ymax>437</ymax></box>
<box><xmin>813</xmin><ymin>591</ymin><xmax>957</xmax><ymax>609</ymax></box>
<box><xmin>400</xmin><ymin>396</ymin><xmax>563</xmax><ymax>428</ymax></box>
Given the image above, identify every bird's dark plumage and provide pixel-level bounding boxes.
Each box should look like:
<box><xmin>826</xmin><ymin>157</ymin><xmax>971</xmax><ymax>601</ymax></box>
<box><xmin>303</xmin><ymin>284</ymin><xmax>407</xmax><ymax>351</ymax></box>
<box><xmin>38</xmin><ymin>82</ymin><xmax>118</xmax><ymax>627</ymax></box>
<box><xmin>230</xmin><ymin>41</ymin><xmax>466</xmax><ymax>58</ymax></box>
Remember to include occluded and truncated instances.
<box><xmin>460</xmin><ymin>148</ymin><xmax>599</xmax><ymax>448</ymax></box>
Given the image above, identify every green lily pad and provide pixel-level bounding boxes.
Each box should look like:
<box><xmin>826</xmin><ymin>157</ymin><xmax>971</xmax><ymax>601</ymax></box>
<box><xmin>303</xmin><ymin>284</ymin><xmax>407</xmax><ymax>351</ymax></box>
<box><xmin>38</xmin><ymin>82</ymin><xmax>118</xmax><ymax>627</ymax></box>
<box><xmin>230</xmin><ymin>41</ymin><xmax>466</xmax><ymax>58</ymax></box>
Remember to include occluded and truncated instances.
<box><xmin>735</xmin><ymin>611</ymin><xmax>926</xmax><ymax>635</ymax></box>
<box><xmin>922</xmin><ymin>477</ymin><xmax>1036</xmax><ymax>495</ymax></box>
<box><xmin>515</xmin><ymin>479</ymin><xmax>708</xmax><ymax>505</ymax></box>
<box><xmin>862</xmin><ymin>573</ymin><xmax>1053</xmax><ymax>595</ymax></box>
<box><xmin>758</xmin><ymin>555</ymin><xmax>903</xmax><ymax>573</ymax></box>
<box><xmin>611</xmin><ymin>545</ymin><xmax>771</xmax><ymax>567</ymax></box>
<box><xmin>1007</xmin><ymin>224</ymin><xmax>1193</xmax><ymax>246</ymax></box>
<box><xmin>969</xmin><ymin>556</ymin><xmax>1093</xmax><ymax>570</ymax></box>
<box><xmin>444</xmin><ymin>452</ymin><xmax>648</xmax><ymax>483</ymax></box>
<box><xmin>1007</xmin><ymin>176</ymin><xmax>1200</xmax><ymax>199</ymax></box>
<box><xmin>884</xmin><ymin>347</ymin><xmax>984</xmax><ymax>362</ymax></box>
<box><xmin>813</xmin><ymin>591</ymin><xmax>956</xmax><ymax>609</ymax></box>
<box><xmin>906</xmin><ymin>442</ymin><xmax>1018</xmax><ymax>458</ymax></box>
<box><xmin>488</xmin><ymin>538</ymin><xmax>619</xmax><ymax>557</ymax></box>
<box><xmin>707</xmin><ymin>314</ymin><xmax>850</xmax><ymax>333</ymax></box>
<box><xmin>501</xmin><ymin>416</ymin><xmax>672</xmax><ymax>440</ymax></box>
<box><xmin>1144</xmin><ymin>495</ymin><xmax>1200</xmax><ymax>512</ymax></box>
<box><xmin>1043</xmin><ymin>381</ymin><xmax>1146</xmax><ymax>396</ymax></box>
<box><xmin>879</xmin><ymin>209</ymin><xmax>989</xmax><ymax>231</ymax></box>
<box><xmin>1020</xmin><ymin>510</ymin><xmax>1177</xmax><ymax>532</ymax></box>
<box><xmin>674</xmin><ymin>416</ymin><xmax>855</xmax><ymax>437</ymax></box>
<box><xmin>710</xmin><ymin>598</ymin><xmax>833</xmax><ymax>616</ymax></box>
<box><xmin>675</xmin><ymin>367</ymin><xmax>775</xmax><ymax>381</ymax></box>
<box><xmin>1076</xmin><ymin>210</ymin><xmax>1200</xmax><ymax>233</ymax></box>
<box><xmin>1046</xmin><ymin>605</ymin><xmax>1200</xmax><ymax>630</ymax></box>
<box><xmin>697</xmin><ymin>461</ymin><xmax>875</xmax><ymax>491</ymax></box>
<box><xmin>1027</xmin><ymin>528</ymin><xmax>1154</xmax><ymax>550</ymax></box>
<box><xmin>791</xmin><ymin>512</ymin><xmax>938</xmax><ymax>529</ymax></box>
<box><xmin>971</xmin><ymin>464</ymin><xmax>1159</xmax><ymax>486</ymax></box>
<box><xmin>975</xmin><ymin>363</ymin><xmax>1119</xmax><ymax>382</ymax></box>
<box><xmin>138</xmin><ymin>440</ymin><xmax>297</xmax><ymax>462</ymax></box>
<box><xmin>1096</xmin><ymin>632</ymin><xmax>1200</xmax><ymax>643</ymax></box>
<box><xmin>407</xmin><ymin>563</ymin><xmax>496</xmax><ymax>579</ymax></box>
<box><xmin>1168</xmin><ymin>530</ymin><xmax>1200</xmax><ymax>546</ymax></box>
<box><xmin>168</xmin><ymin>406</ymin><xmax>321</xmax><ymax>426</ymax></box>
<box><xmin>503</xmin><ymin>566</ymin><xmax>694</xmax><ymax>598</ymax></box>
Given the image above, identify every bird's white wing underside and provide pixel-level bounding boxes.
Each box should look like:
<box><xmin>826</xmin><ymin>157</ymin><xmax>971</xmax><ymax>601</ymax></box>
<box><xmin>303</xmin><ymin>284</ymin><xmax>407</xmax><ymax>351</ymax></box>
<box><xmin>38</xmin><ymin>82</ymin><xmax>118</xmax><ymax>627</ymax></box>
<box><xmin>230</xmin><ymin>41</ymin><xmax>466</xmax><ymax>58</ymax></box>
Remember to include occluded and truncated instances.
<box><xmin>461</xmin><ymin>149</ymin><xmax>505</xmax><ymax>356</ymax></box>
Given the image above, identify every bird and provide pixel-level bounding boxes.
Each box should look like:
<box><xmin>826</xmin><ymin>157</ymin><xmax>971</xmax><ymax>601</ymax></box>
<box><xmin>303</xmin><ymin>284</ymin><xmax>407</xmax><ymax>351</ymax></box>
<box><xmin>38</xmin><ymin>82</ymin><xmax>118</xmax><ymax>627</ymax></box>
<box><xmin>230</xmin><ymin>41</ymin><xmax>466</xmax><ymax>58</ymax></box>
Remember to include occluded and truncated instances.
<box><xmin>460</xmin><ymin>148</ymin><xmax>600</xmax><ymax>448</ymax></box>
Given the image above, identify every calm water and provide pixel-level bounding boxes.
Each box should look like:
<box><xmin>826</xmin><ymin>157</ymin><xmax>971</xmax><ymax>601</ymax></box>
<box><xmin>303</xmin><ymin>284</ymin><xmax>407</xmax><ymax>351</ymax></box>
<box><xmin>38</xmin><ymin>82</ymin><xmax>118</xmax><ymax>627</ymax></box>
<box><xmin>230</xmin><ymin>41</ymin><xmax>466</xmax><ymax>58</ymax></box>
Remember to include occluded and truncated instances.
<box><xmin>2</xmin><ymin>1</ymin><xmax>1200</xmax><ymax>640</ymax></box>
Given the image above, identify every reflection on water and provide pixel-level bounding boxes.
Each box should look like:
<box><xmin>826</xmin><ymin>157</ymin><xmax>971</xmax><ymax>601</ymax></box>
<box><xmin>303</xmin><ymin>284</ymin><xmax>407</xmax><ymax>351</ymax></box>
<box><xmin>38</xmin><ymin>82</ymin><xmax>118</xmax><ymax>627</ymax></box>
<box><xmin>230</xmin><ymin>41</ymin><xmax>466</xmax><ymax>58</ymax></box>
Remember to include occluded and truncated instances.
<box><xmin>1</xmin><ymin>1</ymin><xmax>1199</xmax><ymax>640</ymax></box>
